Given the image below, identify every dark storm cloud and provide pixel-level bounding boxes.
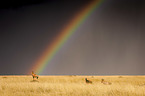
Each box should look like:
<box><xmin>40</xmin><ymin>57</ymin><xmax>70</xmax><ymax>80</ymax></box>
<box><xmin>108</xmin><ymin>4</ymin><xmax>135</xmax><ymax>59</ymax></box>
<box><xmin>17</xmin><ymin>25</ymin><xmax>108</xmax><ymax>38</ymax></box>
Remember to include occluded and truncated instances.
<box><xmin>0</xmin><ymin>0</ymin><xmax>145</xmax><ymax>75</ymax></box>
<box><xmin>0</xmin><ymin>0</ymin><xmax>49</xmax><ymax>9</ymax></box>
<box><xmin>0</xmin><ymin>0</ymin><xmax>91</xmax><ymax>75</ymax></box>
<box><xmin>45</xmin><ymin>0</ymin><xmax>145</xmax><ymax>75</ymax></box>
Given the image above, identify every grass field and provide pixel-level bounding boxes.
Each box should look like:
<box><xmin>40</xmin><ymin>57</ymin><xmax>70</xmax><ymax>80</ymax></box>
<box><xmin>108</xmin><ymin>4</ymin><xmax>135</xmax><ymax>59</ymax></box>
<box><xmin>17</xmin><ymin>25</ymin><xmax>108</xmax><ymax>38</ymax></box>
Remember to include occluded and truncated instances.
<box><xmin>0</xmin><ymin>75</ymin><xmax>145</xmax><ymax>96</ymax></box>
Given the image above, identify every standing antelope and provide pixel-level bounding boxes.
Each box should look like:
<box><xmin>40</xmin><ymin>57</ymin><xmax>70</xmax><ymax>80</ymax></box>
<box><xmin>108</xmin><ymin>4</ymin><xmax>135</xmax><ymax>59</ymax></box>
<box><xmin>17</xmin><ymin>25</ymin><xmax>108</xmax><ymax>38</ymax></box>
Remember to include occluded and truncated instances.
<box><xmin>32</xmin><ymin>71</ymin><xmax>39</xmax><ymax>80</ymax></box>
<box><xmin>85</xmin><ymin>78</ymin><xmax>92</xmax><ymax>84</ymax></box>
<box><xmin>101</xmin><ymin>79</ymin><xmax>111</xmax><ymax>85</ymax></box>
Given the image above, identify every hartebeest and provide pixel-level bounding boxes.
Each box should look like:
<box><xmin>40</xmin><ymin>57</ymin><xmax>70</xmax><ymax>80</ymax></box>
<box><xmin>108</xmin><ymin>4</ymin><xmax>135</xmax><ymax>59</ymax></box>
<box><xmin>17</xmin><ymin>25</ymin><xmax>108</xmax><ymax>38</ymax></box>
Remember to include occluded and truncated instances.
<box><xmin>32</xmin><ymin>71</ymin><xmax>39</xmax><ymax>80</ymax></box>
<box><xmin>85</xmin><ymin>78</ymin><xmax>92</xmax><ymax>84</ymax></box>
<box><xmin>101</xmin><ymin>79</ymin><xmax>111</xmax><ymax>85</ymax></box>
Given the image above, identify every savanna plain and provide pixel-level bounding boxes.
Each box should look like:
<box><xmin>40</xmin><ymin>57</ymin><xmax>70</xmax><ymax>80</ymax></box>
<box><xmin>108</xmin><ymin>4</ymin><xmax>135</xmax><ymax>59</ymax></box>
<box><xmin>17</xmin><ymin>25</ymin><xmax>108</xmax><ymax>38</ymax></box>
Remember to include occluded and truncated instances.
<box><xmin>0</xmin><ymin>75</ymin><xmax>145</xmax><ymax>96</ymax></box>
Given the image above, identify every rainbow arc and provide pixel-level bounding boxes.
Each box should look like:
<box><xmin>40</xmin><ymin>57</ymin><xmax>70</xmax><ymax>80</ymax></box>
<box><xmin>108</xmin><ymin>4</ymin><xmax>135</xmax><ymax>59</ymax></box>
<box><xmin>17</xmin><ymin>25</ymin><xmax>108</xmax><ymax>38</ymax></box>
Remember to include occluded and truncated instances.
<box><xmin>29</xmin><ymin>0</ymin><xmax>104</xmax><ymax>75</ymax></box>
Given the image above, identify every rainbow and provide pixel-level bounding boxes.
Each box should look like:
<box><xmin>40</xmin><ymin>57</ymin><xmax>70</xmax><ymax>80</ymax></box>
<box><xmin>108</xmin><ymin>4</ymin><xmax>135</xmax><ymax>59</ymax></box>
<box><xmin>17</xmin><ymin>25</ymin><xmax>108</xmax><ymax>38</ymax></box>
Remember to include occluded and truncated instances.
<box><xmin>29</xmin><ymin>0</ymin><xmax>104</xmax><ymax>75</ymax></box>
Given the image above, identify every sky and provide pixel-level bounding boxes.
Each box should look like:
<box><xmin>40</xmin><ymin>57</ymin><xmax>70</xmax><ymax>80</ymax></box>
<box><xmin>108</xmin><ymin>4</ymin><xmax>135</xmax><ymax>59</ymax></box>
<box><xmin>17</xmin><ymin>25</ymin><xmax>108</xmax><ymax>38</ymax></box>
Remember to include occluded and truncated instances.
<box><xmin>0</xmin><ymin>0</ymin><xmax>145</xmax><ymax>75</ymax></box>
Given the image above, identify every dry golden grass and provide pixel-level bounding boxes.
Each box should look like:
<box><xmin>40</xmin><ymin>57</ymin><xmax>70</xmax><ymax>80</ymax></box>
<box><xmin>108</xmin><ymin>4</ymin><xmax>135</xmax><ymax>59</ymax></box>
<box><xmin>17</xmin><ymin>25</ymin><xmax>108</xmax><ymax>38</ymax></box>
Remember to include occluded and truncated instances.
<box><xmin>0</xmin><ymin>75</ymin><xmax>145</xmax><ymax>96</ymax></box>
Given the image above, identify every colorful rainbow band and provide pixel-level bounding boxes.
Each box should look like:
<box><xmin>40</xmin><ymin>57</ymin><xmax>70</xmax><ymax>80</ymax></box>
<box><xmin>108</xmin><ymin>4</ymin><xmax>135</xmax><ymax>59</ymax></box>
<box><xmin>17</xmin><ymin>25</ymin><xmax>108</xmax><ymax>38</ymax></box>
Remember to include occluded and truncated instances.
<box><xmin>29</xmin><ymin>0</ymin><xmax>104</xmax><ymax>75</ymax></box>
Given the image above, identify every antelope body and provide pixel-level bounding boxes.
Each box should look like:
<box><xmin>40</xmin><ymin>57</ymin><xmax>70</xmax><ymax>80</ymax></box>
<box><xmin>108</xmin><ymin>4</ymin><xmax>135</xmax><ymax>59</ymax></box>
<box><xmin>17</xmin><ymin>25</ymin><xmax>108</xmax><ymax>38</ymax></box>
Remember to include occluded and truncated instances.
<box><xmin>85</xmin><ymin>78</ymin><xmax>92</xmax><ymax>84</ymax></box>
<box><xmin>32</xmin><ymin>71</ymin><xmax>39</xmax><ymax>80</ymax></box>
<box><xmin>101</xmin><ymin>79</ymin><xmax>111</xmax><ymax>85</ymax></box>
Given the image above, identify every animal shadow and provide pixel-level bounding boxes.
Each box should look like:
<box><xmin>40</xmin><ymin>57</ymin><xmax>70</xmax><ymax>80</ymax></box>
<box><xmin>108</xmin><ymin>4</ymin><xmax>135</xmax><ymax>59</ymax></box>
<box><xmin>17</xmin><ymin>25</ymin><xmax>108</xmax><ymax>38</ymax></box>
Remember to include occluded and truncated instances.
<box><xmin>118</xmin><ymin>76</ymin><xmax>123</xmax><ymax>78</ymax></box>
<box><xmin>30</xmin><ymin>80</ymin><xmax>39</xmax><ymax>82</ymax></box>
<box><xmin>2</xmin><ymin>77</ymin><xmax>7</xmax><ymax>79</ymax></box>
<box><xmin>139</xmin><ymin>83</ymin><xmax>145</xmax><ymax>86</ymax></box>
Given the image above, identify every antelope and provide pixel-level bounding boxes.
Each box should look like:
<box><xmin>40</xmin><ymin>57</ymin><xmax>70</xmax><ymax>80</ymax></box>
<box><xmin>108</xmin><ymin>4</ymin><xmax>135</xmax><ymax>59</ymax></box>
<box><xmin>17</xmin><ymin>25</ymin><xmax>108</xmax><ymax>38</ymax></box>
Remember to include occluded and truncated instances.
<box><xmin>101</xmin><ymin>79</ymin><xmax>112</xmax><ymax>85</ymax></box>
<box><xmin>85</xmin><ymin>78</ymin><xmax>92</xmax><ymax>84</ymax></box>
<box><xmin>32</xmin><ymin>71</ymin><xmax>39</xmax><ymax>80</ymax></box>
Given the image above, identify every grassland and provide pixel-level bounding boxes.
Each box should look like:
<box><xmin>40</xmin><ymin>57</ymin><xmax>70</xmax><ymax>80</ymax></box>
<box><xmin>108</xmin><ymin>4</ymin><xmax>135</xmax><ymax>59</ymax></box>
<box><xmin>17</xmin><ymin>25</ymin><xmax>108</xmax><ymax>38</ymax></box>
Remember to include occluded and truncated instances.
<box><xmin>0</xmin><ymin>75</ymin><xmax>145</xmax><ymax>96</ymax></box>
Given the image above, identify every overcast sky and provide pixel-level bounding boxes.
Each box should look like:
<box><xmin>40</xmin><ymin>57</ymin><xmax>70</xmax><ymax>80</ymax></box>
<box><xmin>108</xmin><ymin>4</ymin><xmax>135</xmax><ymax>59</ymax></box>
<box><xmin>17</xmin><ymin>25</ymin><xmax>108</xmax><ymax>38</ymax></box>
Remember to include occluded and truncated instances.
<box><xmin>0</xmin><ymin>0</ymin><xmax>145</xmax><ymax>75</ymax></box>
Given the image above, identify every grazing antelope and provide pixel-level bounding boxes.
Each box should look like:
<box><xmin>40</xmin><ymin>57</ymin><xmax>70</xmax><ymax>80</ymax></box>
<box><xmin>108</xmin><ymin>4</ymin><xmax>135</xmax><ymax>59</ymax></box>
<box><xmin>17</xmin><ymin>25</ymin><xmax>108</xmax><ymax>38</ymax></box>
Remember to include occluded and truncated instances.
<box><xmin>85</xmin><ymin>78</ymin><xmax>92</xmax><ymax>84</ymax></box>
<box><xmin>32</xmin><ymin>71</ymin><xmax>39</xmax><ymax>80</ymax></box>
<box><xmin>101</xmin><ymin>79</ymin><xmax>112</xmax><ymax>85</ymax></box>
